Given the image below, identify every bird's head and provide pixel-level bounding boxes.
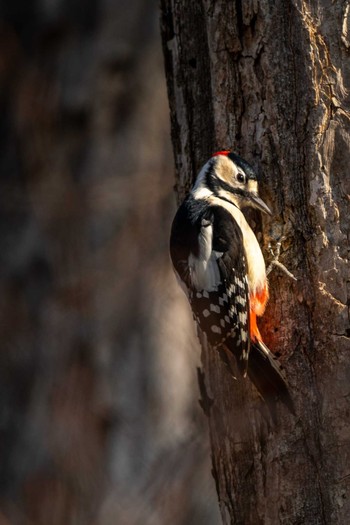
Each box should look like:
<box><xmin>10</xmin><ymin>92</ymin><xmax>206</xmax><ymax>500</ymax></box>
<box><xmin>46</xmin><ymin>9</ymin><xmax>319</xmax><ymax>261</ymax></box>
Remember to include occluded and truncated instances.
<box><xmin>192</xmin><ymin>150</ymin><xmax>272</xmax><ymax>215</ymax></box>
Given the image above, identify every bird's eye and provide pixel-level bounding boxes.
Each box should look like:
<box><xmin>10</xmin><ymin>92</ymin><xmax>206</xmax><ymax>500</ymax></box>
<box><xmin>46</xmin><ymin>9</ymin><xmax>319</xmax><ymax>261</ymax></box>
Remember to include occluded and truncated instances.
<box><xmin>237</xmin><ymin>172</ymin><xmax>246</xmax><ymax>183</ymax></box>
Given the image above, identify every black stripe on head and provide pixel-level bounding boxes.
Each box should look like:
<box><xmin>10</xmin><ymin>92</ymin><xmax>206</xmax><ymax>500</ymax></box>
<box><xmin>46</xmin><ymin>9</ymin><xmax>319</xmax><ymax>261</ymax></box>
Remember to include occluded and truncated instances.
<box><xmin>205</xmin><ymin>161</ymin><xmax>222</xmax><ymax>194</ymax></box>
<box><xmin>227</xmin><ymin>152</ymin><xmax>259</xmax><ymax>181</ymax></box>
<box><xmin>205</xmin><ymin>160</ymin><xmax>219</xmax><ymax>195</ymax></box>
<box><xmin>205</xmin><ymin>167</ymin><xmax>250</xmax><ymax>205</ymax></box>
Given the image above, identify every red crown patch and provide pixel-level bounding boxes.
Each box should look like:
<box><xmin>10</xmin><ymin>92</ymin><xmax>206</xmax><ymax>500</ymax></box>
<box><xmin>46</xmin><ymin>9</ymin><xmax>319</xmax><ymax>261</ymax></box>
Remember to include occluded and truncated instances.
<box><xmin>212</xmin><ymin>150</ymin><xmax>231</xmax><ymax>157</ymax></box>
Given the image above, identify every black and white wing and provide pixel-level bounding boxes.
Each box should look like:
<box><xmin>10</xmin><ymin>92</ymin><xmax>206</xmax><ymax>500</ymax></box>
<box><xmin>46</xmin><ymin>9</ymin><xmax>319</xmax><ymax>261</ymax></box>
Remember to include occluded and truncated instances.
<box><xmin>170</xmin><ymin>197</ymin><xmax>250</xmax><ymax>371</ymax></box>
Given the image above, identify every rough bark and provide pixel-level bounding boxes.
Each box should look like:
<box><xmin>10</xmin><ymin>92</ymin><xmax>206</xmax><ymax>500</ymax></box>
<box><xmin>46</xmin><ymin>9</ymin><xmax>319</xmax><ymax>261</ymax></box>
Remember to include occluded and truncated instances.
<box><xmin>160</xmin><ymin>1</ymin><xmax>350</xmax><ymax>523</ymax></box>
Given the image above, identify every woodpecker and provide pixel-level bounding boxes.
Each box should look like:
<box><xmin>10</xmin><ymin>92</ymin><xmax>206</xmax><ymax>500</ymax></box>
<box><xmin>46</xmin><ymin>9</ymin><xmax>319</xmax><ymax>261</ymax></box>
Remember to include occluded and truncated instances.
<box><xmin>170</xmin><ymin>151</ymin><xmax>294</xmax><ymax>417</ymax></box>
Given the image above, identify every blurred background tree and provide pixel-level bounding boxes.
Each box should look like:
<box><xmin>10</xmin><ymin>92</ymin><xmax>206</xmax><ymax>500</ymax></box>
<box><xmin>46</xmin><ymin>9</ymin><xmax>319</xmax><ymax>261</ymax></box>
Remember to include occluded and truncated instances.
<box><xmin>0</xmin><ymin>1</ymin><xmax>220</xmax><ymax>523</ymax></box>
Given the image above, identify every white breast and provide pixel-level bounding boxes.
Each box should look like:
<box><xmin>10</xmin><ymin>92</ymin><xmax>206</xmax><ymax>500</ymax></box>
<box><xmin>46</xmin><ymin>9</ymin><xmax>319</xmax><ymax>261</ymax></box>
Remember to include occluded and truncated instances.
<box><xmin>208</xmin><ymin>196</ymin><xmax>266</xmax><ymax>294</ymax></box>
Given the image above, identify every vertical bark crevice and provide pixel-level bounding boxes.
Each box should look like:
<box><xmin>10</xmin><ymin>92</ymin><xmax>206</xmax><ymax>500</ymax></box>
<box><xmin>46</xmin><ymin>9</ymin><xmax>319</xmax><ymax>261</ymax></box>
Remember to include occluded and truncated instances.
<box><xmin>160</xmin><ymin>0</ymin><xmax>216</xmax><ymax>201</ymax></box>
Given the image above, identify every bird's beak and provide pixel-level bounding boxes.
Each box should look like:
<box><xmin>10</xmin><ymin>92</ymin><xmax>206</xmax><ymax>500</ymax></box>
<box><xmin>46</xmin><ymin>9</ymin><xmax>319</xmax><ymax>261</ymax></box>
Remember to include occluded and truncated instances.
<box><xmin>250</xmin><ymin>193</ymin><xmax>272</xmax><ymax>215</ymax></box>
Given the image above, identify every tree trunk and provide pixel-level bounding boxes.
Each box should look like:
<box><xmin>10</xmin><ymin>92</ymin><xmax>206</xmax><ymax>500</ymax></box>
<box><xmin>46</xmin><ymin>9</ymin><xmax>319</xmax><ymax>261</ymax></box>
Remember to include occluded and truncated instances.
<box><xmin>160</xmin><ymin>1</ymin><xmax>350</xmax><ymax>523</ymax></box>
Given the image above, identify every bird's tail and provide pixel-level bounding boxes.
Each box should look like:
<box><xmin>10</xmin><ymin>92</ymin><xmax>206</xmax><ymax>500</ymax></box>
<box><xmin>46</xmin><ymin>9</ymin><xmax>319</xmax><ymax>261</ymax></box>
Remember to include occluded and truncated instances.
<box><xmin>247</xmin><ymin>340</ymin><xmax>295</xmax><ymax>418</ymax></box>
<box><xmin>223</xmin><ymin>338</ymin><xmax>295</xmax><ymax>420</ymax></box>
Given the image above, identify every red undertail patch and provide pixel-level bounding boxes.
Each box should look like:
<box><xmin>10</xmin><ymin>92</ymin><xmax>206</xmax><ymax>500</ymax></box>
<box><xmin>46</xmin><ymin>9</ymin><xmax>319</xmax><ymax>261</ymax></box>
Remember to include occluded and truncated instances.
<box><xmin>249</xmin><ymin>284</ymin><xmax>269</xmax><ymax>342</ymax></box>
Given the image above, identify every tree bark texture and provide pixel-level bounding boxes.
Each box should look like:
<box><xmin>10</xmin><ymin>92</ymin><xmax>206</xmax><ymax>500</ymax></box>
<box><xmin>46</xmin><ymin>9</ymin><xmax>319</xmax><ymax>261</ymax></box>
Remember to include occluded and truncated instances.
<box><xmin>160</xmin><ymin>1</ymin><xmax>350</xmax><ymax>523</ymax></box>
